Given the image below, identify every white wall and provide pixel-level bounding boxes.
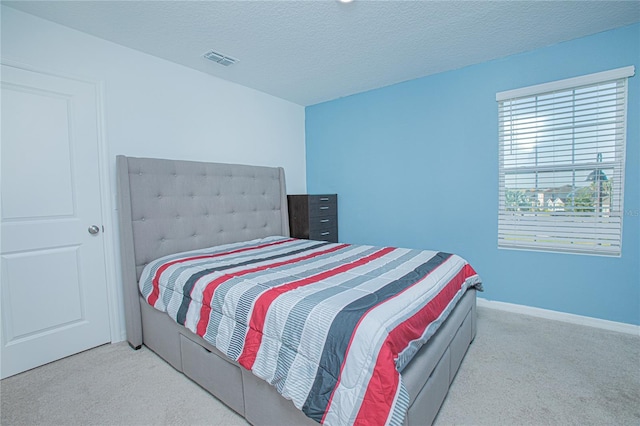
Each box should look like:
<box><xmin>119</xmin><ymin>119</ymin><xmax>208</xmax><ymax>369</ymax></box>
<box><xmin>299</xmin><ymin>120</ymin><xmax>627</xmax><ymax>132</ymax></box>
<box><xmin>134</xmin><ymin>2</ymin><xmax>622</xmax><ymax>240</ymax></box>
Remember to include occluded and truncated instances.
<box><xmin>1</xmin><ymin>6</ymin><xmax>306</xmax><ymax>340</ymax></box>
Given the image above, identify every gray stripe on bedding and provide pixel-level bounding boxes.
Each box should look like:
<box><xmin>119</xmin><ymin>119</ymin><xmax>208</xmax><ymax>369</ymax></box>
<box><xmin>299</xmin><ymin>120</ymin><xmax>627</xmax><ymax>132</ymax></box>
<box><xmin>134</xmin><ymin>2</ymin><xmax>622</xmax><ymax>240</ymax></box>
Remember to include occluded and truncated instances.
<box><xmin>176</xmin><ymin>241</ymin><xmax>331</xmax><ymax>325</ymax></box>
<box><xmin>271</xmin><ymin>249</ymin><xmax>424</xmax><ymax>397</ymax></box>
<box><xmin>140</xmin><ymin>238</ymin><xmax>262</xmax><ymax>306</ymax></box>
<box><xmin>224</xmin><ymin>244</ymin><xmax>376</xmax><ymax>360</ymax></box>
<box><xmin>161</xmin><ymin>239</ymin><xmax>311</xmax><ymax>310</ymax></box>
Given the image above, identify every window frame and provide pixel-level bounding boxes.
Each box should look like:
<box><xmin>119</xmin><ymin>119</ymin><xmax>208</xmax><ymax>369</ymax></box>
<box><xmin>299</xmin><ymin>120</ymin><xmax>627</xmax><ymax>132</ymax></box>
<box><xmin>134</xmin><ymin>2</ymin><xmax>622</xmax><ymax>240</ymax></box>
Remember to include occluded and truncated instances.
<box><xmin>496</xmin><ymin>66</ymin><xmax>635</xmax><ymax>257</ymax></box>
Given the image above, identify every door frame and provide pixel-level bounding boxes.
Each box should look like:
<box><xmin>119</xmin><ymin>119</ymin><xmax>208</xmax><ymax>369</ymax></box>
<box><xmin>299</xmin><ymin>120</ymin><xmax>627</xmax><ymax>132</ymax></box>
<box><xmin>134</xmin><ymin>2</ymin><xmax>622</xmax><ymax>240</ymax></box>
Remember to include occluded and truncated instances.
<box><xmin>1</xmin><ymin>58</ymin><xmax>123</xmax><ymax>343</ymax></box>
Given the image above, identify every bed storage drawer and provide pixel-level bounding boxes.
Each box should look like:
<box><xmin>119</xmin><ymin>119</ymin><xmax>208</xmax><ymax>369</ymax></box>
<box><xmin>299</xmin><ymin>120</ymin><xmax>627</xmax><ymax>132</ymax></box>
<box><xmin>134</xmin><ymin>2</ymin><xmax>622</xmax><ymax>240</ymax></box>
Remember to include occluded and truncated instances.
<box><xmin>405</xmin><ymin>348</ymin><xmax>450</xmax><ymax>426</ymax></box>
<box><xmin>179</xmin><ymin>334</ymin><xmax>245</xmax><ymax>416</ymax></box>
<box><xmin>242</xmin><ymin>369</ymin><xmax>316</xmax><ymax>426</ymax></box>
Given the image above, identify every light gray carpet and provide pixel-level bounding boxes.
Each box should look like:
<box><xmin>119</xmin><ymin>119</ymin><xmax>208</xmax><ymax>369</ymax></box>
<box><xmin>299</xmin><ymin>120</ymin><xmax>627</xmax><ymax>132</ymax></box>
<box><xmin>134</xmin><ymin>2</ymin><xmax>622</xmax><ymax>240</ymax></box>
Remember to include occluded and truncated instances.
<box><xmin>1</xmin><ymin>306</ymin><xmax>639</xmax><ymax>426</ymax></box>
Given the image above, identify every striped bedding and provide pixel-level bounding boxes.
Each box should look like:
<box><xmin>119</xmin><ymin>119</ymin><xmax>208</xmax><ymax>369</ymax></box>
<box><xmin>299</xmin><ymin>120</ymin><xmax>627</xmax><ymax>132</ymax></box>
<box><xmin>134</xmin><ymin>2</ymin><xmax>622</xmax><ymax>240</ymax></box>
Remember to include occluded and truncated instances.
<box><xmin>139</xmin><ymin>236</ymin><xmax>481</xmax><ymax>426</ymax></box>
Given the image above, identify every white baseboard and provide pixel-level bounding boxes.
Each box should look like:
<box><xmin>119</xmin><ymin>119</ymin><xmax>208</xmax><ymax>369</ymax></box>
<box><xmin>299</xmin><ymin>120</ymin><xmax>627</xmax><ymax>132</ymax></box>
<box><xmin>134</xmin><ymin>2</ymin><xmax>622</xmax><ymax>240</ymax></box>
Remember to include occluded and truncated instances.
<box><xmin>477</xmin><ymin>298</ymin><xmax>640</xmax><ymax>336</ymax></box>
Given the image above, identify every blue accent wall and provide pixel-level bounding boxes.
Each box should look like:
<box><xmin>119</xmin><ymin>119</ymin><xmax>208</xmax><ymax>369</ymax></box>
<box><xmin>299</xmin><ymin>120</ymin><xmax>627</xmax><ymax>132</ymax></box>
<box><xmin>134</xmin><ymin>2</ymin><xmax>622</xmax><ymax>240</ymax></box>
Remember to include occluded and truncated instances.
<box><xmin>305</xmin><ymin>24</ymin><xmax>640</xmax><ymax>325</ymax></box>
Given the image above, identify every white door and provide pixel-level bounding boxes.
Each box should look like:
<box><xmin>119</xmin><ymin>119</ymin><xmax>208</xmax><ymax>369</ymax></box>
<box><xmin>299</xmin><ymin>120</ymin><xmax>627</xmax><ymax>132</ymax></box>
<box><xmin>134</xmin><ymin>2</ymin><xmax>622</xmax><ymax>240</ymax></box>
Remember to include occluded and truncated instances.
<box><xmin>1</xmin><ymin>64</ymin><xmax>111</xmax><ymax>378</ymax></box>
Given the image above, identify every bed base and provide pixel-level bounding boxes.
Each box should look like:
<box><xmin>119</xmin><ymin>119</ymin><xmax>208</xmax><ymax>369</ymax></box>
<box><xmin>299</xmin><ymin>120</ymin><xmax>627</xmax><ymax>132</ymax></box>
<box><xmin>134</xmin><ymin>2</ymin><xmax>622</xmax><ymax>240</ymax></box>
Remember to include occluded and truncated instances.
<box><xmin>139</xmin><ymin>289</ymin><xmax>476</xmax><ymax>426</ymax></box>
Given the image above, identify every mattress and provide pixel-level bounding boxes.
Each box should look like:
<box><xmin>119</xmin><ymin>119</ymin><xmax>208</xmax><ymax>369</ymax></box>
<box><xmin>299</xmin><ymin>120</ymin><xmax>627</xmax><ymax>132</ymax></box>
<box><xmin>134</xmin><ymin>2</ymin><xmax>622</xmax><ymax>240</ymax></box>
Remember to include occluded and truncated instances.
<box><xmin>139</xmin><ymin>236</ymin><xmax>482</xmax><ymax>425</ymax></box>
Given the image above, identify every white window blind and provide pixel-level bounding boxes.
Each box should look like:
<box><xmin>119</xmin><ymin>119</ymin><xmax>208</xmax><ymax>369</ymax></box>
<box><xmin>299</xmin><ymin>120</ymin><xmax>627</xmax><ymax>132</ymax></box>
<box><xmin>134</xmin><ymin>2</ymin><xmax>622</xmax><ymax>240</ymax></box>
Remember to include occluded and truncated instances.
<box><xmin>497</xmin><ymin>66</ymin><xmax>634</xmax><ymax>256</ymax></box>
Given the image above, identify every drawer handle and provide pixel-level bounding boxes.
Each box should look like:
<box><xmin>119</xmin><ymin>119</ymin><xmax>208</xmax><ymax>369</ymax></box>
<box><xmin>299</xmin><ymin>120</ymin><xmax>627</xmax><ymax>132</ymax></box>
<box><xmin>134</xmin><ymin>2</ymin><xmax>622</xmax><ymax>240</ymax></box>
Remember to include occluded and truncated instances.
<box><xmin>320</xmin><ymin>197</ymin><xmax>329</xmax><ymax>201</ymax></box>
<box><xmin>321</xmin><ymin>232</ymin><xmax>330</xmax><ymax>236</ymax></box>
<box><xmin>320</xmin><ymin>206</ymin><xmax>329</xmax><ymax>210</ymax></box>
<box><xmin>320</xmin><ymin>219</ymin><xmax>330</xmax><ymax>223</ymax></box>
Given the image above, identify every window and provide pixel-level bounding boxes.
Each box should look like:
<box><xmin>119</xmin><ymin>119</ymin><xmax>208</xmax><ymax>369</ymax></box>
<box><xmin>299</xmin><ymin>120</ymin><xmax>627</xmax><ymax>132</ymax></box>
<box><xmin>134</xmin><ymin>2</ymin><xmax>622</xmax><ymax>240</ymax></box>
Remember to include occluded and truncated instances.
<box><xmin>497</xmin><ymin>66</ymin><xmax>634</xmax><ymax>256</ymax></box>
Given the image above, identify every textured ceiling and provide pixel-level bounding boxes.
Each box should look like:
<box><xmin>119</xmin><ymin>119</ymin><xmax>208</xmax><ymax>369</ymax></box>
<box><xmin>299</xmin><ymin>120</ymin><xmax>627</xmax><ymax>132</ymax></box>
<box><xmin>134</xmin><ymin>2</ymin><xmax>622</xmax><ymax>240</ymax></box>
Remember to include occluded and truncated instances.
<box><xmin>4</xmin><ymin>1</ymin><xmax>640</xmax><ymax>106</ymax></box>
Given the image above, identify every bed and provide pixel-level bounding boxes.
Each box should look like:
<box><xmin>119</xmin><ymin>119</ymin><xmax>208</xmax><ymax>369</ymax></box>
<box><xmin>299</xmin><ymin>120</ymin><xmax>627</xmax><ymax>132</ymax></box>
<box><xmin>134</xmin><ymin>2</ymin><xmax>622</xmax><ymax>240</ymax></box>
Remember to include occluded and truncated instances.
<box><xmin>116</xmin><ymin>155</ymin><xmax>481</xmax><ymax>426</ymax></box>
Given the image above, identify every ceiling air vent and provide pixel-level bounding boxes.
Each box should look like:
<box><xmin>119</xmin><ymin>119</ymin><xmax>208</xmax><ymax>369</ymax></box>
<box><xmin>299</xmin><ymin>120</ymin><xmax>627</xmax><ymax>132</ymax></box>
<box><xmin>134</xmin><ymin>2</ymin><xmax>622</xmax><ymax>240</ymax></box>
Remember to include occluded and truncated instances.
<box><xmin>203</xmin><ymin>49</ymin><xmax>238</xmax><ymax>67</ymax></box>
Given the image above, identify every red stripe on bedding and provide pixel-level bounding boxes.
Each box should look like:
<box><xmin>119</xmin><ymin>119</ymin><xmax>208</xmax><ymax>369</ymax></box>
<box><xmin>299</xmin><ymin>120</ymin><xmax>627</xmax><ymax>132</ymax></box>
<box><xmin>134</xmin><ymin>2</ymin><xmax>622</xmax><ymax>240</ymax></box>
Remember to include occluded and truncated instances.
<box><xmin>196</xmin><ymin>243</ymin><xmax>351</xmax><ymax>337</ymax></box>
<box><xmin>352</xmin><ymin>264</ymin><xmax>476</xmax><ymax>425</ymax></box>
<box><xmin>238</xmin><ymin>247</ymin><xmax>397</xmax><ymax>370</ymax></box>
<box><xmin>147</xmin><ymin>238</ymin><xmax>294</xmax><ymax>306</ymax></box>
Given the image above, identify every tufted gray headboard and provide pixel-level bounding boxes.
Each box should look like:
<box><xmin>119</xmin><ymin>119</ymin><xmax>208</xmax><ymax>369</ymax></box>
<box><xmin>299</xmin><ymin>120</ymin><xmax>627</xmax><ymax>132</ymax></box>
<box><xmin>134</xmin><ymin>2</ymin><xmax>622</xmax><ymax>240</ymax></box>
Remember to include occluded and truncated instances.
<box><xmin>116</xmin><ymin>155</ymin><xmax>289</xmax><ymax>348</ymax></box>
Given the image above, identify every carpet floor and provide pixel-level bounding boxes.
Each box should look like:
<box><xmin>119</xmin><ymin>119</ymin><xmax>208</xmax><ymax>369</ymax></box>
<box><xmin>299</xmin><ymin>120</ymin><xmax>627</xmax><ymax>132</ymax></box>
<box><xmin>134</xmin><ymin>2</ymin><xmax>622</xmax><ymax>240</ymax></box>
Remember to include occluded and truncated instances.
<box><xmin>2</xmin><ymin>306</ymin><xmax>639</xmax><ymax>425</ymax></box>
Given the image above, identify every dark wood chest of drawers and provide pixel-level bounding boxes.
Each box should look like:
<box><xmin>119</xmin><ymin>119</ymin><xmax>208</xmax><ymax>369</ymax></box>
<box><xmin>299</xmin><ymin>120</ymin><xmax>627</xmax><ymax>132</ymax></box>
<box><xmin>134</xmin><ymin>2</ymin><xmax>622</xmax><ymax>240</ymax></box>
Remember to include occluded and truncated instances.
<box><xmin>287</xmin><ymin>194</ymin><xmax>338</xmax><ymax>243</ymax></box>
